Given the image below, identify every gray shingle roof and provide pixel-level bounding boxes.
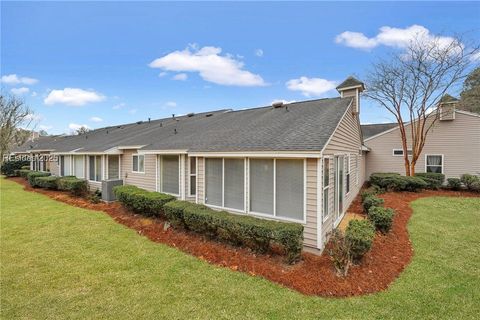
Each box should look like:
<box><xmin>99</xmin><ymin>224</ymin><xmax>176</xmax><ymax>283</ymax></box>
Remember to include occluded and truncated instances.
<box><xmin>361</xmin><ymin>123</ymin><xmax>398</xmax><ymax>139</ymax></box>
<box><xmin>336</xmin><ymin>76</ymin><xmax>365</xmax><ymax>90</ymax></box>
<box><xmin>26</xmin><ymin>97</ymin><xmax>353</xmax><ymax>153</ymax></box>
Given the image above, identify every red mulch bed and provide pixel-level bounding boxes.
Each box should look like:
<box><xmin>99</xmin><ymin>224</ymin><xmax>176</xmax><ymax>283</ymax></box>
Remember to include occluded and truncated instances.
<box><xmin>8</xmin><ymin>177</ymin><xmax>479</xmax><ymax>297</ymax></box>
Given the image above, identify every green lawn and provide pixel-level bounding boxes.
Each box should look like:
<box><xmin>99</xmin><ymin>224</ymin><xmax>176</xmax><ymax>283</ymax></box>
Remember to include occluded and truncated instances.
<box><xmin>1</xmin><ymin>177</ymin><xmax>479</xmax><ymax>320</ymax></box>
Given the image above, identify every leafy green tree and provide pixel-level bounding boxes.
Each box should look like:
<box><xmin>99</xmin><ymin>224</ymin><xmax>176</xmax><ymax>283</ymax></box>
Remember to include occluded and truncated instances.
<box><xmin>458</xmin><ymin>67</ymin><xmax>480</xmax><ymax>114</ymax></box>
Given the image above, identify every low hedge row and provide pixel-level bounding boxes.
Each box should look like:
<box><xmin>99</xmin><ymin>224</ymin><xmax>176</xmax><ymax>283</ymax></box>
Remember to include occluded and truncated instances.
<box><xmin>56</xmin><ymin>176</ymin><xmax>88</xmax><ymax>196</ymax></box>
<box><xmin>362</xmin><ymin>195</ymin><xmax>384</xmax><ymax>213</ymax></box>
<box><xmin>164</xmin><ymin>200</ymin><xmax>304</xmax><ymax>264</ymax></box>
<box><xmin>447</xmin><ymin>178</ymin><xmax>462</xmax><ymax>190</ymax></box>
<box><xmin>113</xmin><ymin>185</ymin><xmax>176</xmax><ymax>217</ymax></box>
<box><xmin>27</xmin><ymin>171</ymin><xmax>51</xmax><ymax>187</ymax></box>
<box><xmin>18</xmin><ymin>169</ymin><xmax>33</xmax><ymax>179</ymax></box>
<box><xmin>35</xmin><ymin>176</ymin><xmax>59</xmax><ymax>189</ymax></box>
<box><xmin>368</xmin><ymin>206</ymin><xmax>395</xmax><ymax>233</ymax></box>
<box><xmin>370</xmin><ymin>173</ymin><xmax>427</xmax><ymax>192</ymax></box>
<box><xmin>415</xmin><ymin>172</ymin><xmax>445</xmax><ymax>189</ymax></box>
<box><xmin>1</xmin><ymin>160</ymin><xmax>30</xmax><ymax>176</ymax></box>
<box><xmin>461</xmin><ymin>174</ymin><xmax>480</xmax><ymax>192</ymax></box>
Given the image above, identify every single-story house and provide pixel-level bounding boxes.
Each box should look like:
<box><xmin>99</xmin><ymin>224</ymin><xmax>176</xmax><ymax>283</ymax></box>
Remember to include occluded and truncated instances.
<box><xmin>12</xmin><ymin>76</ymin><xmax>367</xmax><ymax>254</ymax></box>
<box><xmin>362</xmin><ymin>96</ymin><xmax>480</xmax><ymax>179</ymax></box>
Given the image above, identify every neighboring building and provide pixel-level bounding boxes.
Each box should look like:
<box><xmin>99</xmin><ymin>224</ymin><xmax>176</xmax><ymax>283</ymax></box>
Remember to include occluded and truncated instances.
<box><xmin>363</xmin><ymin>96</ymin><xmax>480</xmax><ymax>179</ymax></box>
<box><xmin>14</xmin><ymin>76</ymin><xmax>367</xmax><ymax>254</ymax></box>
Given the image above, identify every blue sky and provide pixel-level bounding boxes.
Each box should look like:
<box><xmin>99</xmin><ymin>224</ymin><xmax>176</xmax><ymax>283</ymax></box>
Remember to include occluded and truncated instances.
<box><xmin>1</xmin><ymin>1</ymin><xmax>479</xmax><ymax>134</ymax></box>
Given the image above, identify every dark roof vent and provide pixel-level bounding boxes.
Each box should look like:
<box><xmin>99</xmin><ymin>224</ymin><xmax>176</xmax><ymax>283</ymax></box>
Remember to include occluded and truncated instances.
<box><xmin>187</xmin><ymin>113</ymin><xmax>194</xmax><ymax>117</ymax></box>
<box><xmin>148</xmin><ymin>117</ymin><xmax>151</xmax><ymax>122</ymax></box>
<box><xmin>136</xmin><ymin>121</ymin><xmax>143</xmax><ymax>124</ymax></box>
<box><xmin>272</xmin><ymin>101</ymin><xmax>284</xmax><ymax>108</ymax></box>
<box><xmin>205</xmin><ymin>113</ymin><xmax>213</xmax><ymax>117</ymax></box>
<box><xmin>174</xmin><ymin>128</ymin><xmax>177</xmax><ymax>134</ymax></box>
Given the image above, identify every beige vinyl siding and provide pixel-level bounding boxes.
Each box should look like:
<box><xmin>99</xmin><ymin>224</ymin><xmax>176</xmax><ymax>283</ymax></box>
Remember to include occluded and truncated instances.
<box><xmin>365</xmin><ymin>111</ymin><xmax>480</xmax><ymax>179</ymax></box>
<box><xmin>121</xmin><ymin>150</ymin><xmax>156</xmax><ymax>192</ymax></box>
<box><xmin>322</xmin><ymin>102</ymin><xmax>365</xmax><ymax>246</ymax></box>
<box><xmin>304</xmin><ymin>158</ymin><xmax>318</xmax><ymax>248</ymax></box>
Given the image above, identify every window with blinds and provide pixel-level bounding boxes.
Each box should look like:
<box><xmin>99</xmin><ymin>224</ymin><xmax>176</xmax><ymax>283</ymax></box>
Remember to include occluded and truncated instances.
<box><xmin>161</xmin><ymin>155</ymin><xmax>179</xmax><ymax>195</ymax></box>
<box><xmin>73</xmin><ymin>155</ymin><xmax>84</xmax><ymax>178</ymax></box>
<box><xmin>88</xmin><ymin>155</ymin><xmax>102</xmax><ymax>181</ymax></box>
<box><xmin>275</xmin><ymin>159</ymin><xmax>304</xmax><ymax>220</ymax></box>
<box><xmin>250</xmin><ymin>159</ymin><xmax>274</xmax><ymax>215</ymax></box>
<box><xmin>132</xmin><ymin>155</ymin><xmax>144</xmax><ymax>173</ymax></box>
<box><xmin>205</xmin><ymin>158</ymin><xmax>223</xmax><ymax>206</ymax></box>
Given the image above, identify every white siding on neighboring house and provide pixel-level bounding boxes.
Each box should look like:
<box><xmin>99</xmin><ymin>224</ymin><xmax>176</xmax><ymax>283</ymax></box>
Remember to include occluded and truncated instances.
<box><xmin>364</xmin><ymin>111</ymin><xmax>480</xmax><ymax>179</ymax></box>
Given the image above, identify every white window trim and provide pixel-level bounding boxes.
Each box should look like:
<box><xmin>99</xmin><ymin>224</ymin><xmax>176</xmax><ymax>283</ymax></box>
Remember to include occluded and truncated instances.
<box><xmin>246</xmin><ymin>158</ymin><xmax>307</xmax><ymax>224</ymax></box>
<box><xmin>132</xmin><ymin>154</ymin><xmax>145</xmax><ymax>174</ymax></box>
<box><xmin>204</xmin><ymin>157</ymin><xmax>247</xmax><ymax>213</ymax></box>
<box><xmin>355</xmin><ymin>154</ymin><xmax>359</xmax><ymax>186</ymax></box>
<box><xmin>87</xmin><ymin>155</ymin><xmax>103</xmax><ymax>182</ymax></box>
<box><xmin>322</xmin><ymin>157</ymin><xmax>331</xmax><ymax>223</ymax></box>
<box><xmin>159</xmin><ymin>155</ymin><xmax>180</xmax><ymax>197</ymax></box>
<box><xmin>188</xmin><ymin>157</ymin><xmax>197</xmax><ymax>197</ymax></box>
<box><xmin>392</xmin><ymin>148</ymin><xmax>413</xmax><ymax>157</ymax></box>
<box><xmin>425</xmin><ymin>154</ymin><xmax>444</xmax><ymax>174</ymax></box>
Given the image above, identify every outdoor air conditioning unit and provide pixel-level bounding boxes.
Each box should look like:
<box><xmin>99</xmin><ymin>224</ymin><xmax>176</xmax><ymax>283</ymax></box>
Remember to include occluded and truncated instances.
<box><xmin>101</xmin><ymin>179</ymin><xmax>124</xmax><ymax>202</ymax></box>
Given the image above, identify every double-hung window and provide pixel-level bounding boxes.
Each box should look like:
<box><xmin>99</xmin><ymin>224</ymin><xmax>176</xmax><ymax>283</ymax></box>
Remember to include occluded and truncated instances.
<box><xmin>323</xmin><ymin>158</ymin><xmax>330</xmax><ymax>220</ymax></box>
<box><xmin>250</xmin><ymin>159</ymin><xmax>304</xmax><ymax>222</ymax></box>
<box><xmin>189</xmin><ymin>157</ymin><xmax>197</xmax><ymax>196</ymax></box>
<box><xmin>426</xmin><ymin>155</ymin><xmax>443</xmax><ymax>173</ymax></box>
<box><xmin>205</xmin><ymin>158</ymin><xmax>245</xmax><ymax>211</ymax></box>
<box><xmin>132</xmin><ymin>154</ymin><xmax>144</xmax><ymax>173</ymax></box>
<box><xmin>88</xmin><ymin>155</ymin><xmax>103</xmax><ymax>181</ymax></box>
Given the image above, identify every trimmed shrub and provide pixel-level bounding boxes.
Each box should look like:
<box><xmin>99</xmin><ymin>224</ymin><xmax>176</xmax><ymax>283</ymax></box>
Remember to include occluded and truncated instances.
<box><xmin>368</xmin><ymin>206</ymin><xmax>395</xmax><ymax>233</ymax></box>
<box><xmin>447</xmin><ymin>178</ymin><xmax>462</xmax><ymax>191</ymax></box>
<box><xmin>27</xmin><ymin>171</ymin><xmax>51</xmax><ymax>187</ymax></box>
<box><xmin>113</xmin><ymin>185</ymin><xmax>176</xmax><ymax>217</ymax></box>
<box><xmin>18</xmin><ymin>169</ymin><xmax>33</xmax><ymax>179</ymax></box>
<box><xmin>415</xmin><ymin>172</ymin><xmax>445</xmax><ymax>189</ymax></box>
<box><xmin>21</xmin><ymin>165</ymin><xmax>30</xmax><ymax>170</ymax></box>
<box><xmin>461</xmin><ymin>174</ymin><xmax>480</xmax><ymax>192</ymax></box>
<box><xmin>57</xmin><ymin>176</ymin><xmax>88</xmax><ymax>196</ymax></box>
<box><xmin>362</xmin><ymin>195</ymin><xmax>384</xmax><ymax>213</ymax></box>
<box><xmin>167</xmin><ymin>201</ymin><xmax>303</xmax><ymax>263</ymax></box>
<box><xmin>369</xmin><ymin>173</ymin><xmax>427</xmax><ymax>192</ymax></box>
<box><xmin>345</xmin><ymin>219</ymin><xmax>375</xmax><ymax>262</ymax></box>
<box><xmin>35</xmin><ymin>176</ymin><xmax>59</xmax><ymax>189</ymax></box>
<box><xmin>164</xmin><ymin>200</ymin><xmax>195</xmax><ymax>228</ymax></box>
<box><xmin>1</xmin><ymin>160</ymin><xmax>30</xmax><ymax>177</ymax></box>
<box><xmin>327</xmin><ymin>229</ymin><xmax>352</xmax><ymax>277</ymax></box>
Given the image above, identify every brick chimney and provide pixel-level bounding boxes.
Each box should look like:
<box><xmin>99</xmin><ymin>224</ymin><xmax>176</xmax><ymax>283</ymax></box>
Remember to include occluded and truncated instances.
<box><xmin>438</xmin><ymin>94</ymin><xmax>458</xmax><ymax>121</ymax></box>
<box><xmin>336</xmin><ymin>76</ymin><xmax>365</xmax><ymax>115</ymax></box>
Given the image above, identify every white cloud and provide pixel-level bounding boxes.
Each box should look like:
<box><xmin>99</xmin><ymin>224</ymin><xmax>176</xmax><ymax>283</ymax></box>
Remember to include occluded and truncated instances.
<box><xmin>158</xmin><ymin>72</ymin><xmax>168</xmax><ymax>77</ymax></box>
<box><xmin>1</xmin><ymin>74</ymin><xmax>38</xmax><ymax>85</ymax></box>
<box><xmin>165</xmin><ymin>101</ymin><xmax>177</xmax><ymax>108</ymax></box>
<box><xmin>90</xmin><ymin>116</ymin><xmax>103</xmax><ymax>122</ymax></box>
<box><xmin>286</xmin><ymin>77</ymin><xmax>338</xmax><ymax>97</ymax></box>
<box><xmin>39</xmin><ymin>125</ymin><xmax>53</xmax><ymax>131</ymax></box>
<box><xmin>149</xmin><ymin>45</ymin><xmax>266</xmax><ymax>86</ymax></box>
<box><xmin>471</xmin><ymin>51</ymin><xmax>480</xmax><ymax>62</ymax></box>
<box><xmin>271</xmin><ymin>99</ymin><xmax>296</xmax><ymax>105</ymax></box>
<box><xmin>24</xmin><ymin>113</ymin><xmax>44</xmax><ymax>122</ymax></box>
<box><xmin>255</xmin><ymin>49</ymin><xmax>264</xmax><ymax>57</ymax></box>
<box><xmin>68</xmin><ymin>123</ymin><xmax>90</xmax><ymax>132</ymax></box>
<box><xmin>335</xmin><ymin>25</ymin><xmax>457</xmax><ymax>51</ymax></box>
<box><xmin>44</xmin><ymin>88</ymin><xmax>105</xmax><ymax>106</ymax></box>
<box><xmin>172</xmin><ymin>73</ymin><xmax>188</xmax><ymax>81</ymax></box>
<box><xmin>129</xmin><ymin>109</ymin><xmax>138</xmax><ymax>114</ymax></box>
<box><xmin>113</xmin><ymin>102</ymin><xmax>126</xmax><ymax>110</ymax></box>
<box><xmin>31</xmin><ymin>91</ymin><xmax>38</xmax><ymax>97</ymax></box>
<box><xmin>11</xmin><ymin>87</ymin><xmax>30</xmax><ymax>95</ymax></box>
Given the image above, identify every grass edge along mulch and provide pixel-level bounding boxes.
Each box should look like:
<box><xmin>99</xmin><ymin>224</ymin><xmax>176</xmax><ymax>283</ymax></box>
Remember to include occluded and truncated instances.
<box><xmin>6</xmin><ymin>177</ymin><xmax>478</xmax><ymax>297</ymax></box>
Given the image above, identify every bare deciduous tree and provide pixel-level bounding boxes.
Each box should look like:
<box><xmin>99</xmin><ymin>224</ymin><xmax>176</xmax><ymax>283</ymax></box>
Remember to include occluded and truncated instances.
<box><xmin>75</xmin><ymin>126</ymin><xmax>90</xmax><ymax>135</ymax></box>
<box><xmin>0</xmin><ymin>92</ymin><xmax>34</xmax><ymax>162</ymax></box>
<box><xmin>366</xmin><ymin>35</ymin><xmax>479</xmax><ymax>175</ymax></box>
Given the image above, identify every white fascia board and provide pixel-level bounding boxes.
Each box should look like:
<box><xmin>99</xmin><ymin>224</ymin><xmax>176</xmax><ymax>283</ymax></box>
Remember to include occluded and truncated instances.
<box><xmin>139</xmin><ymin>149</ymin><xmax>188</xmax><ymax>155</ymax></box>
<box><xmin>187</xmin><ymin>151</ymin><xmax>322</xmax><ymax>158</ymax></box>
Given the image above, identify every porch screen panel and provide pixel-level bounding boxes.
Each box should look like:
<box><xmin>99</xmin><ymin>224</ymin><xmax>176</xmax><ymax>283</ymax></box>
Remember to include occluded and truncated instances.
<box><xmin>224</xmin><ymin>159</ymin><xmax>245</xmax><ymax>210</ymax></box>
<box><xmin>60</xmin><ymin>156</ymin><xmax>65</xmax><ymax>176</ymax></box>
<box><xmin>275</xmin><ymin>159</ymin><xmax>304</xmax><ymax>220</ymax></box>
<box><xmin>64</xmin><ymin>156</ymin><xmax>72</xmax><ymax>176</ymax></box>
<box><xmin>108</xmin><ymin>155</ymin><xmax>119</xmax><ymax>179</ymax></box>
<box><xmin>89</xmin><ymin>156</ymin><xmax>95</xmax><ymax>180</ymax></box>
<box><xmin>250</xmin><ymin>159</ymin><xmax>274</xmax><ymax>215</ymax></box>
<box><xmin>162</xmin><ymin>155</ymin><xmax>179</xmax><ymax>194</ymax></box>
<box><xmin>205</xmin><ymin>158</ymin><xmax>222</xmax><ymax>206</ymax></box>
<box><xmin>95</xmin><ymin>156</ymin><xmax>102</xmax><ymax>181</ymax></box>
<box><xmin>74</xmin><ymin>155</ymin><xmax>84</xmax><ymax>178</ymax></box>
